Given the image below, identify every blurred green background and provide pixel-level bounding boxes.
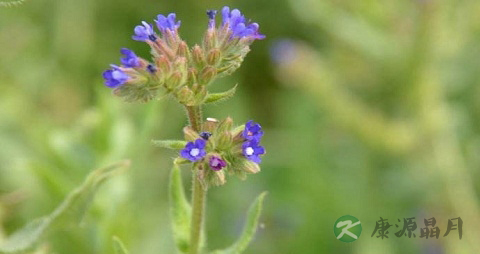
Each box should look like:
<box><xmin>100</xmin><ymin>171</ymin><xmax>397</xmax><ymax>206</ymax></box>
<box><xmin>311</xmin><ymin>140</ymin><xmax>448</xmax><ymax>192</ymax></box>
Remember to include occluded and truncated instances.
<box><xmin>1</xmin><ymin>0</ymin><xmax>480</xmax><ymax>253</ymax></box>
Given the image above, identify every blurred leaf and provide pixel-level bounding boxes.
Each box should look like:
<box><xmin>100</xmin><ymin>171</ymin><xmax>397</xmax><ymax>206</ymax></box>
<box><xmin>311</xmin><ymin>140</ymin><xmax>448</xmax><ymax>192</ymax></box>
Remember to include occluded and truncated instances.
<box><xmin>204</xmin><ymin>85</ymin><xmax>237</xmax><ymax>104</ymax></box>
<box><xmin>151</xmin><ymin>140</ymin><xmax>187</xmax><ymax>150</ymax></box>
<box><xmin>113</xmin><ymin>236</ymin><xmax>130</xmax><ymax>254</ymax></box>
<box><xmin>0</xmin><ymin>160</ymin><xmax>130</xmax><ymax>254</ymax></box>
<box><xmin>170</xmin><ymin>163</ymin><xmax>191</xmax><ymax>253</ymax></box>
<box><xmin>211</xmin><ymin>192</ymin><xmax>267</xmax><ymax>254</ymax></box>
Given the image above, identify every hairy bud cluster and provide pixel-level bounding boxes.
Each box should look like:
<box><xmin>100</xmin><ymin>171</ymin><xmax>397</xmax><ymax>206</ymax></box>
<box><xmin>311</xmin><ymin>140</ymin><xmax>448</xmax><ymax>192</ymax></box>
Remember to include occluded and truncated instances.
<box><xmin>177</xmin><ymin>118</ymin><xmax>265</xmax><ymax>188</ymax></box>
<box><xmin>102</xmin><ymin>6</ymin><xmax>264</xmax><ymax>104</ymax></box>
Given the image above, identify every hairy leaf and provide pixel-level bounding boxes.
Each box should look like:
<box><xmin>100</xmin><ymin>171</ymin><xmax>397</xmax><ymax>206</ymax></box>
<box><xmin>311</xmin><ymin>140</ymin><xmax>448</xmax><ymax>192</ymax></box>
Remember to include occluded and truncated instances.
<box><xmin>210</xmin><ymin>192</ymin><xmax>267</xmax><ymax>254</ymax></box>
<box><xmin>113</xmin><ymin>236</ymin><xmax>130</xmax><ymax>254</ymax></box>
<box><xmin>170</xmin><ymin>163</ymin><xmax>192</xmax><ymax>253</ymax></box>
<box><xmin>0</xmin><ymin>160</ymin><xmax>130</xmax><ymax>254</ymax></box>
<box><xmin>204</xmin><ymin>85</ymin><xmax>237</xmax><ymax>104</ymax></box>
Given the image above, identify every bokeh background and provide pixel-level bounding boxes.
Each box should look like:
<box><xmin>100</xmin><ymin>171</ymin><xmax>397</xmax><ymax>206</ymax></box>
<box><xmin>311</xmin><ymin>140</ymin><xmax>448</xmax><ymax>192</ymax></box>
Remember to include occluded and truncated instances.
<box><xmin>1</xmin><ymin>0</ymin><xmax>480</xmax><ymax>253</ymax></box>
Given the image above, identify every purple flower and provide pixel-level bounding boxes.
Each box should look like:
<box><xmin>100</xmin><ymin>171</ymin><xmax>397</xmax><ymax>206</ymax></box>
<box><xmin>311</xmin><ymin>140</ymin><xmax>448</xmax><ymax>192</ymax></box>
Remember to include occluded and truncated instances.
<box><xmin>147</xmin><ymin>64</ymin><xmax>157</xmax><ymax>73</ymax></box>
<box><xmin>209</xmin><ymin>156</ymin><xmax>227</xmax><ymax>171</ymax></box>
<box><xmin>180</xmin><ymin>139</ymin><xmax>207</xmax><ymax>162</ymax></box>
<box><xmin>200</xmin><ymin>131</ymin><xmax>212</xmax><ymax>140</ymax></box>
<box><xmin>155</xmin><ymin>13</ymin><xmax>181</xmax><ymax>33</ymax></box>
<box><xmin>221</xmin><ymin>6</ymin><xmax>265</xmax><ymax>40</ymax></box>
<box><xmin>120</xmin><ymin>48</ymin><xmax>140</xmax><ymax>68</ymax></box>
<box><xmin>242</xmin><ymin>139</ymin><xmax>265</xmax><ymax>164</ymax></box>
<box><xmin>243</xmin><ymin>120</ymin><xmax>264</xmax><ymax>141</ymax></box>
<box><xmin>206</xmin><ymin>10</ymin><xmax>217</xmax><ymax>29</ymax></box>
<box><xmin>103</xmin><ymin>65</ymin><xmax>129</xmax><ymax>88</ymax></box>
<box><xmin>132</xmin><ymin>21</ymin><xmax>156</xmax><ymax>41</ymax></box>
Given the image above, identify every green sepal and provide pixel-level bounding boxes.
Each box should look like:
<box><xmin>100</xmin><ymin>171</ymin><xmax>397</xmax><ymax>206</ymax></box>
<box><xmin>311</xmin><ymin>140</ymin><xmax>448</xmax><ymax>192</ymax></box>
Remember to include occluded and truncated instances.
<box><xmin>113</xmin><ymin>84</ymin><xmax>159</xmax><ymax>103</ymax></box>
<box><xmin>0</xmin><ymin>160</ymin><xmax>130</xmax><ymax>254</ymax></box>
<box><xmin>204</xmin><ymin>84</ymin><xmax>237</xmax><ymax>104</ymax></box>
<box><xmin>210</xmin><ymin>192</ymin><xmax>267</xmax><ymax>254</ymax></box>
<box><xmin>113</xmin><ymin>236</ymin><xmax>130</xmax><ymax>254</ymax></box>
<box><xmin>170</xmin><ymin>162</ymin><xmax>192</xmax><ymax>253</ymax></box>
<box><xmin>151</xmin><ymin>140</ymin><xmax>187</xmax><ymax>150</ymax></box>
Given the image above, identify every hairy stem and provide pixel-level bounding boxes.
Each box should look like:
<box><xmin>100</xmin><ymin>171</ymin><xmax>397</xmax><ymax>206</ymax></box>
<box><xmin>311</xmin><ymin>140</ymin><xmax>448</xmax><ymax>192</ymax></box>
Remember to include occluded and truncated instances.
<box><xmin>185</xmin><ymin>105</ymin><xmax>206</xmax><ymax>254</ymax></box>
<box><xmin>186</xmin><ymin>106</ymin><xmax>202</xmax><ymax>131</ymax></box>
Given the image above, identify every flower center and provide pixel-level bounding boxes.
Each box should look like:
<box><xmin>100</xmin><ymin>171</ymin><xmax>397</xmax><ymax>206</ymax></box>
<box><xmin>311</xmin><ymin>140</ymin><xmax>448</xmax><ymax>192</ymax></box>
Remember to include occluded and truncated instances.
<box><xmin>211</xmin><ymin>159</ymin><xmax>219</xmax><ymax>167</ymax></box>
<box><xmin>112</xmin><ymin>70</ymin><xmax>123</xmax><ymax>80</ymax></box>
<box><xmin>245</xmin><ymin>147</ymin><xmax>254</xmax><ymax>156</ymax></box>
<box><xmin>190</xmin><ymin>148</ymin><xmax>200</xmax><ymax>157</ymax></box>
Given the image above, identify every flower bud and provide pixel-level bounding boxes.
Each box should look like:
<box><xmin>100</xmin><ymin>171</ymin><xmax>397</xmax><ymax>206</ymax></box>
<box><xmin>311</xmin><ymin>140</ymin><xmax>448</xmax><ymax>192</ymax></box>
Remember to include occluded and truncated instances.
<box><xmin>176</xmin><ymin>86</ymin><xmax>195</xmax><ymax>105</ymax></box>
<box><xmin>155</xmin><ymin>55</ymin><xmax>171</xmax><ymax>76</ymax></box>
<box><xmin>211</xmin><ymin>170</ymin><xmax>226</xmax><ymax>186</ymax></box>
<box><xmin>176</xmin><ymin>41</ymin><xmax>190</xmax><ymax>58</ymax></box>
<box><xmin>204</xmin><ymin>29</ymin><xmax>217</xmax><ymax>51</ymax></box>
<box><xmin>216</xmin><ymin>131</ymin><xmax>233</xmax><ymax>150</ymax></box>
<box><xmin>241</xmin><ymin>159</ymin><xmax>261</xmax><ymax>174</ymax></box>
<box><xmin>193</xmin><ymin>85</ymin><xmax>207</xmax><ymax>105</ymax></box>
<box><xmin>173</xmin><ymin>57</ymin><xmax>188</xmax><ymax>76</ymax></box>
<box><xmin>206</xmin><ymin>49</ymin><xmax>222</xmax><ymax>66</ymax></box>
<box><xmin>208</xmin><ymin>154</ymin><xmax>227</xmax><ymax>171</ymax></box>
<box><xmin>166</xmin><ymin>71</ymin><xmax>184</xmax><ymax>90</ymax></box>
<box><xmin>203</xmin><ymin>118</ymin><xmax>219</xmax><ymax>132</ymax></box>
<box><xmin>216</xmin><ymin>117</ymin><xmax>233</xmax><ymax>134</ymax></box>
<box><xmin>191</xmin><ymin>83</ymin><xmax>201</xmax><ymax>93</ymax></box>
<box><xmin>231</xmin><ymin>124</ymin><xmax>246</xmax><ymax>143</ymax></box>
<box><xmin>164</xmin><ymin>29</ymin><xmax>179</xmax><ymax>46</ymax></box>
<box><xmin>192</xmin><ymin>45</ymin><xmax>206</xmax><ymax>68</ymax></box>
<box><xmin>183</xmin><ymin>126</ymin><xmax>200</xmax><ymax>141</ymax></box>
<box><xmin>187</xmin><ymin>68</ymin><xmax>198</xmax><ymax>84</ymax></box>
<box><xmin>199</xmin><ymin>66</ymin><xmax>217</xmax><ymax>85</ymax></box>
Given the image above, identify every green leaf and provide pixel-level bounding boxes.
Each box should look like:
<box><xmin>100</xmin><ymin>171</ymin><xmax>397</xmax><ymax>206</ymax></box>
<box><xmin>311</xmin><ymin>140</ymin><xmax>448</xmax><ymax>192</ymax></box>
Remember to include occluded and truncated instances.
<box><xmin>113</xmin><ymin>236</ymin><xmax>130</xmax><ymax>254</ymax></box>
<box><xmin>170</xmin><ymin>163</ymin><xmax>192</xmax><ymax>253</ymax></box>
<box><xmin>152</xmin><ymin>140</ymin><xmax>187</xmax><ymax>150</ymax></box>
<box><xmin>0</xmin><ymin>160</ymin><xmax>130</xmax><ymax>254</ymax></box>
<box><xmin>204</xmin><ymin>85</ymin><xmax>237</xmax><ymax>104</ymax></box>
<box><xmin>210</xmin><ymin>192</ymin><xmax>267</xmax><ymax>254</ymax></box>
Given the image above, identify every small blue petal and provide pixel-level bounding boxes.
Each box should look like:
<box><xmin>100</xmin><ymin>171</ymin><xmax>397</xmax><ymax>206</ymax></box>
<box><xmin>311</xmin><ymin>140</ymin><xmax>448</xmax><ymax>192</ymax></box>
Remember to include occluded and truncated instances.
<box><xmin>221</xmin><ymin>6</ymin><xmax>264</xmax><ymax>40</ymax></box>
<box><xmin>103</xmin><ymin>66</ymin><xmax>129</xmax><ymax>88</ymax></box>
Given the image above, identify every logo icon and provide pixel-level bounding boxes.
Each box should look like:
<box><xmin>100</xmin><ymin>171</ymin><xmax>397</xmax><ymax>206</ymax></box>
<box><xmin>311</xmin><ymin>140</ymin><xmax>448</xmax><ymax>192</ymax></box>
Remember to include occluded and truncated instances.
<box><xmin>334</xmin><ymin>215</ymin><xmax>362</xmax><ymax>242</ymax></box>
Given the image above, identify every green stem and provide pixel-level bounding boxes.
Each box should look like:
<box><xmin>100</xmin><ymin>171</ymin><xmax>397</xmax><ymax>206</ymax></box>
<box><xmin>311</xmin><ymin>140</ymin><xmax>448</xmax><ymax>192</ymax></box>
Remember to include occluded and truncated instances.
<box><xmin>186</xmin><ymin>106</ymin><xmax>202</xmax><ymax>131</ymax></box>
<box><xmin>185</xmin><ymin>105</ymin><xmax>206</xmax><ymax>254</ymax></box>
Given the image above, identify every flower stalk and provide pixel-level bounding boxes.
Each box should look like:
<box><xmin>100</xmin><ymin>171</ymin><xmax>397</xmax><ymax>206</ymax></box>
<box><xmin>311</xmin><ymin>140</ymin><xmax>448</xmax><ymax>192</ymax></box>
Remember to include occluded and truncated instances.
<box><xmin>185</xmin><ymin>105</ymin><xmax>206</xmax><ymax>254</ymax></box>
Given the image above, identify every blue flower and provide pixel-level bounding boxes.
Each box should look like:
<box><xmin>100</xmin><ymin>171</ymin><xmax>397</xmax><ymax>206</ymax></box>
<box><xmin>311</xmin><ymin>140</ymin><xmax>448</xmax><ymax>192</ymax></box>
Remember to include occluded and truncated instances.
<box><xmin>103</xmin><ymin>65</ymin><xmax>129</xmax><ymax>88</ymax></box>
<box><xmin>206</xmin><ymin>10</ymin><xmax>217</xmax><ymax>29</ymax></box>
<box><xmin>243</xmin><ymin>120</ymin><xmax>263</xmax><ymax>141</ymax></box>
<box><xmin>200</xmin><ymin>131</ymin><xmax>212</xmax><ymax>140</ymax></box>
<box><xmin>180</xmin><ymin>139</ymin><xmax>207</xmax><ymax>162</ymax></box>
<box><xmin>155</xmin><ymin>13</ymin><xmax>181</xmax><ymax>33</ymax></box>
<box><xmin>120</xmin><ymin>48</ymin><xmax>140</xmax><ymax>68</ymax></box>
<box><xmin>221</xmin><ymin>6</ymin><xmax>265</xmax><ymax>40</ymax></box>
<box><xmin>147</xmin><ymin>64</ymin><xmax>157</xmax><ymax>73</ymax></box>
<box><xmin>132</xmin><ymin>21</ymin><xmax>156</xmax><ymax>41</ymax></box>
<box><xmin>242</xmin><ymin>139</ymin><xmax>265</xmax><ymax>164</ymax></box>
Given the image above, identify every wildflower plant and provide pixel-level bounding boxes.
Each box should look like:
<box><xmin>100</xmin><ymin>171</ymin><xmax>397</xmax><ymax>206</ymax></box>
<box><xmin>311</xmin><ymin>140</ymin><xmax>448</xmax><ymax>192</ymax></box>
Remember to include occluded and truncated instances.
<box><xmin>103</xmin><ymin>6</ymin><xmax>267</xmax><ymax>254</ymax></box>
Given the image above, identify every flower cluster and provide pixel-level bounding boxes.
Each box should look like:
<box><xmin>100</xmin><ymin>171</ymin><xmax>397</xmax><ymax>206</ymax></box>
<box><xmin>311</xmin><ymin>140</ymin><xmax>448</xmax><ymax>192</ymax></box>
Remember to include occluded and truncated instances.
<box><xmin>102</xmin><ymin>6</ymin><xmax>264</xmax><ymax>104</ymax></box>
<box><xmin>178</xmin><ymin>118</ymin><xmax>265</xmax><ymax>187</ymax></box>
